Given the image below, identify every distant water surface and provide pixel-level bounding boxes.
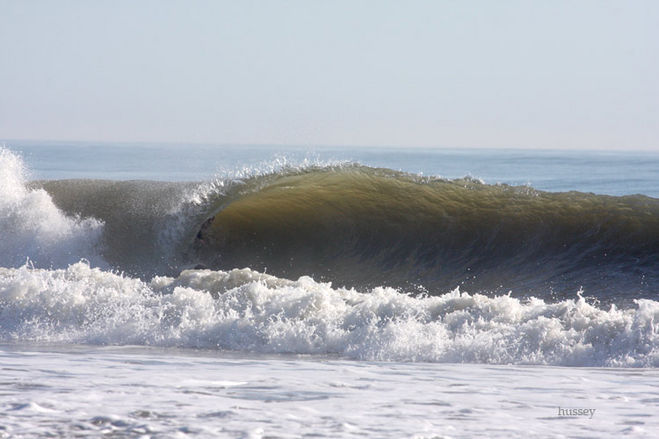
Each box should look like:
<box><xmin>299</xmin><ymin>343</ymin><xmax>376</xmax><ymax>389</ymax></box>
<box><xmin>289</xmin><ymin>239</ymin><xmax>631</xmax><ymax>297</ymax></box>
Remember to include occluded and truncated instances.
<box><xmin>9</xmin><ymin>140</ymin><xmax>659</xmax><ymax>196</ymax></box>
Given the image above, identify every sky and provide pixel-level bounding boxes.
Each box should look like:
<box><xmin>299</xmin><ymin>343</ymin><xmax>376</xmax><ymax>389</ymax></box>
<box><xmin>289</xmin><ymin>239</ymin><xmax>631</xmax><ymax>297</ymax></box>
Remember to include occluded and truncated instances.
<box><xmin>1</xmin><ymin>0</ymin><xmax>658</xmax><ymax>150</ymax></box>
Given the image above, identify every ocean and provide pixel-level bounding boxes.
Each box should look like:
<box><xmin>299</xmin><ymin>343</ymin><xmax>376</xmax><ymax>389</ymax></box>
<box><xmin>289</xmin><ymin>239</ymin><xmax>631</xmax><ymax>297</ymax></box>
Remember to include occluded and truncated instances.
<box><xmin>0</xmin><ymin>141</ymin><xmax>658</xmax><ymax>438</ymax></box>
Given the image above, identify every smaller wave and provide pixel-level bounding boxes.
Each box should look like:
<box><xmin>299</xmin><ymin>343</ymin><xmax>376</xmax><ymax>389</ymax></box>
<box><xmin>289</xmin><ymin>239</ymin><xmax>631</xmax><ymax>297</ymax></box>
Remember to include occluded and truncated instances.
<box><xmin>1</xmin><ymin>262</ymin><xmax>657</xmax><ymax>367</ymax></box>
<box><xmin>0</xmin><ymin>148</ymin><xmax>105</xmax><ymax>269</ymax></box>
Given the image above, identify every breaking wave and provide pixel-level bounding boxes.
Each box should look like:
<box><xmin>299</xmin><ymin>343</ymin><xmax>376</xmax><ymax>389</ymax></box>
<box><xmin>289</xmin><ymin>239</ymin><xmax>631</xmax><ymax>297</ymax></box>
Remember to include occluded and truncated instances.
<box><xmin>23</xmin><ymin>154</ymin><xmax>658</xmax><ymax>302</ymax></box>
<box><xmin>1</xmin><ymin>147</ymin><xmax>658</xmax><ymax>366</ymax></box>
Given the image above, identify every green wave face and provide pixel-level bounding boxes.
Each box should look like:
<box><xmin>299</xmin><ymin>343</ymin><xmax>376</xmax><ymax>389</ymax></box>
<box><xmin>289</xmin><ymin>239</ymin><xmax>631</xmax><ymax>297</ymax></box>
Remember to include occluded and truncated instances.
<box><xmin>194</xmin><ymin>166</ymin><xmax>659</xmax><ymax>300</ymax></box>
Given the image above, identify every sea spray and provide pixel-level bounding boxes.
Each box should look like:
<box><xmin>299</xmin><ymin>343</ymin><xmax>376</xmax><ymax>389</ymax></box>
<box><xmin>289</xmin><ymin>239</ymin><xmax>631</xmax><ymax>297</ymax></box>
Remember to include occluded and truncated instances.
<box><xmin>0</xmin><ymin>148</ymin><xmax>105</xmax><ymax>269</ymax></box>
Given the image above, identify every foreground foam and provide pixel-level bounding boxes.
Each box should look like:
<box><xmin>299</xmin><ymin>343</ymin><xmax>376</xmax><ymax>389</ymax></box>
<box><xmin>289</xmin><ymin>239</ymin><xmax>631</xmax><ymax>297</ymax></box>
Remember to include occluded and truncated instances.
<box><xmin>1</xmin><ymin>262</ymin><xmax>657</xmax><ymax>367</ymax></box>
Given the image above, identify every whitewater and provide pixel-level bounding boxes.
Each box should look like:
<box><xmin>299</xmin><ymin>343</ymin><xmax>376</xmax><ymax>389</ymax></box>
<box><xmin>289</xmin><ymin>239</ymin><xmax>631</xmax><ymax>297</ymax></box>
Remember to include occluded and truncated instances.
<box><xmin>1</xmin><ymin>142</ymin><xmax>658</xmax><ymax>438</ymax></box>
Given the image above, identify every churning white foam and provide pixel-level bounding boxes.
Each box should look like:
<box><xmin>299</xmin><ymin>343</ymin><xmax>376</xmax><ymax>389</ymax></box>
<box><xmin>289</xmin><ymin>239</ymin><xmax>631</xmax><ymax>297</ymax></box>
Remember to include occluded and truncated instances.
<box><xmin>0</xmin><ymin>148</ymin><xmax>105</xmax><ymax>269</ymax></box>
<box><xmin>1</xmin><ymin>261</ymin><xmax>657</xmax><ymax>367</ymax></box>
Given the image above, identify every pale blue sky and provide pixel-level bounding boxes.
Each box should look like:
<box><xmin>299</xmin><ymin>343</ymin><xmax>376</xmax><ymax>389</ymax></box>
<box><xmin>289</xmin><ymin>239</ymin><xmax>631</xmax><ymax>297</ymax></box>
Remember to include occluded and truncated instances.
<box><xmin>1</xmin><ymin>0</ymin><xmax>657</xmax><ymax>150</ymax></box>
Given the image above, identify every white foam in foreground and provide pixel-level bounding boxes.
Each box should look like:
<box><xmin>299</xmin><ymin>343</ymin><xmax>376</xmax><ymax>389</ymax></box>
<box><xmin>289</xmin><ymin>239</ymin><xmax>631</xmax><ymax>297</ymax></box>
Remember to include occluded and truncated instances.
<box><xmin>1</xmin><ymin>346</ymin><xmax>658</xmax><ymax>438</ymax></box>
<box><xmin>1</xmin><ymin>262</ymin><xmax>657</xmax><ymax>367</ymax></box>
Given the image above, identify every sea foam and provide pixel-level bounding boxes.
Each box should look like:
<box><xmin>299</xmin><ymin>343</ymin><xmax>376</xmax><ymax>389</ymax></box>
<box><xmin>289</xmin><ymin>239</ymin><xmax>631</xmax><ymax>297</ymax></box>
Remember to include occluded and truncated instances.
<box><xmin>1</xmin><ymin>262</ymin><xmax>657</xmax><ymax>367</ymax></box>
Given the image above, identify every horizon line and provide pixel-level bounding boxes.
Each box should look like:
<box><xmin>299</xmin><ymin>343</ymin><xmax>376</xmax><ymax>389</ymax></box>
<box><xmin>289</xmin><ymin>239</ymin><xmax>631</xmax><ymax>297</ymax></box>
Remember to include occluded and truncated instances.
<box><xmin>2</xmin><ymin>137</ymin><xmax>658</xmax><ymax>154</ymax></box>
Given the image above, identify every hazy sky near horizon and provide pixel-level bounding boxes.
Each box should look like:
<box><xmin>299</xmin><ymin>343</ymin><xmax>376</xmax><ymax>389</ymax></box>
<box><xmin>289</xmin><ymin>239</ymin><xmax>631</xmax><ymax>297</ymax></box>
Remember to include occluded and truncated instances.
<box><xmin>1</xmin><ymin>1</ymin><xmax>658</xmax><ymax>150</ymax></box>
